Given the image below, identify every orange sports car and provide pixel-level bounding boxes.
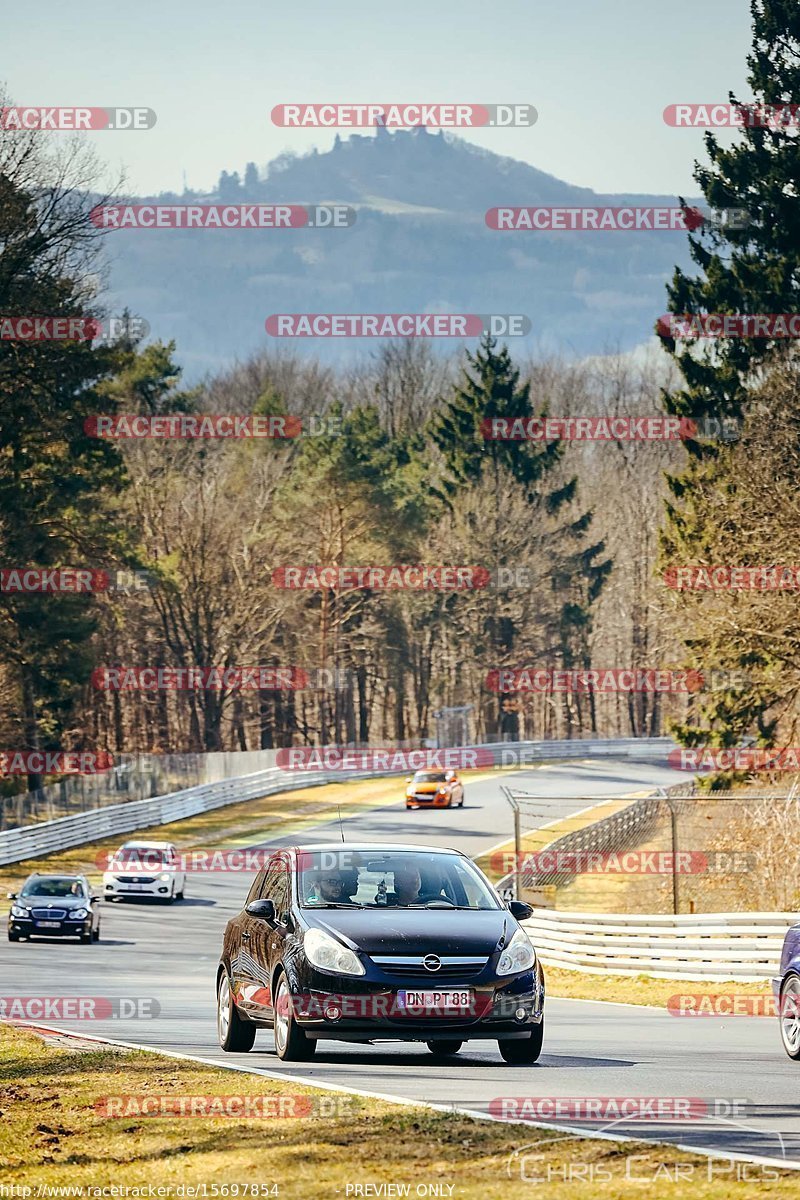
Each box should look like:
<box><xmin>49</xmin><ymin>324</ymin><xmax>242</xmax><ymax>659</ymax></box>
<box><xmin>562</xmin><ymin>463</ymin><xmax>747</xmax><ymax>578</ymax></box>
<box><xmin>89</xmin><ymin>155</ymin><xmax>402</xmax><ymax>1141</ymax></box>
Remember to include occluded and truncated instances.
<box><xmin>405</xmin><ymin>769</ymin><xmax>464</xmax><ymax>810</ymax></box>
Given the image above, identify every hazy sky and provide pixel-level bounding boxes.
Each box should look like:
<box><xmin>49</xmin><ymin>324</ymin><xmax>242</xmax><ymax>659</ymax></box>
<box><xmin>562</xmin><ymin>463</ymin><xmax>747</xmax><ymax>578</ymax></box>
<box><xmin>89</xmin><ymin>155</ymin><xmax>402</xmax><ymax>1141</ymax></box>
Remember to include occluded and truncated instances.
<box><xmin>5</xmin><ymin>0</ymin><xmax>753</xmax><ymax>196</ymax></box>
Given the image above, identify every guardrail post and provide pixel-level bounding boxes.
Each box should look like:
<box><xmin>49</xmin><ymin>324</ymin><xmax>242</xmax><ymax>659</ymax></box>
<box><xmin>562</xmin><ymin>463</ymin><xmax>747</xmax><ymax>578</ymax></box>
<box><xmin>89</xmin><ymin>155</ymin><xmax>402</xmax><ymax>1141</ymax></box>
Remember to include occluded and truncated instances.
<box><xmin>669</xmin><ymin>796</ymin><xmax>680</xmax><ymax>915</ymax></box>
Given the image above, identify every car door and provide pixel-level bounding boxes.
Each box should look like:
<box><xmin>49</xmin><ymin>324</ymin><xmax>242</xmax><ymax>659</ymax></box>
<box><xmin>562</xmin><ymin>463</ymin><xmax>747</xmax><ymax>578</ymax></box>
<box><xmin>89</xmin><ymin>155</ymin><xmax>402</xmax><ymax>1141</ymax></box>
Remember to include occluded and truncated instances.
<box><xmin>264</xmin><ymin>853</ymin><xmax>292</xmax><ymax>983</ymax></box>
<box><xmin>229</xmin><ymin>868</ymin><xmax>267</xmax><ymax>1015</ymax></box>
<box><xmin>238</xmin><ymin>856</ymin><xmax>288</xmax><ymax>1022</ymax></box>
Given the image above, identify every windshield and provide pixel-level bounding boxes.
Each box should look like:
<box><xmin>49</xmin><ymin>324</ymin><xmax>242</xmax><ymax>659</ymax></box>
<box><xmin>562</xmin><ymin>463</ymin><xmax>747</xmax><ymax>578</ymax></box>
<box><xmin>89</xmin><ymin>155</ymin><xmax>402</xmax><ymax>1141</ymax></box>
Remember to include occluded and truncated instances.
<box><xmin>413</xmin><ymin>772</ymin><xmax>448</xmax><ymax>783</ymax></box>
<box><xmin>298</xmin><ymin>850</ymin><xmax>501</xmax><ymax>910</ymax></box>
<box><xmin>21</xmin><ymin>878</ymin><xmax>85</xmax><ymax>899</ymax></box>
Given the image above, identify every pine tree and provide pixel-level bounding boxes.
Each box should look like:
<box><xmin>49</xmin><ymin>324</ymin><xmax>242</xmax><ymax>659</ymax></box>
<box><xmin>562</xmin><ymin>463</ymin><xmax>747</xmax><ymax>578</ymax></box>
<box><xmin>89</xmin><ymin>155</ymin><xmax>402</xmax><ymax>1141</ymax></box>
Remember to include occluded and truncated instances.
<box><xmin>430</xmin><ymin>335</ymin><xmax>611</xmax><ymax>738</ymax></box>
<box><xmin>658</xmin><ymin>0</ymin><xmax>800</xmax><ymax>755</ymax></box>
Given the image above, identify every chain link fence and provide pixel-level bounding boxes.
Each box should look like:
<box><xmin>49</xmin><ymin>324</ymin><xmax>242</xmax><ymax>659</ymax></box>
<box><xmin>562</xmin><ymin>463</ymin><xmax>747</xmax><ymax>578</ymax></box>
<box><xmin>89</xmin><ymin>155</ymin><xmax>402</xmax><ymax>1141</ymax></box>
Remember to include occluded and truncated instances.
<box><xmin>501</xmin><ymin>782</ymin><xmax>800</xmax><ymax>914</ymax></box>
<box><xmin>0</xmin><ymin>754</ymin><xmax>204</xmax><ymax>831</ymax></box>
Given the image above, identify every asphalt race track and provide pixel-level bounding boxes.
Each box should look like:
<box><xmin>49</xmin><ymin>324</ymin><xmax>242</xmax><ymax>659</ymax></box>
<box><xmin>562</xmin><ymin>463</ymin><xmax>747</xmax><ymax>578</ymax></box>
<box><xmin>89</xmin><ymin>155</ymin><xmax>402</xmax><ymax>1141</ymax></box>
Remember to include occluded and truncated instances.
<box><xmin>4</xmin><ymin>759</ymin><xmax>800</xmax><ymax>1167</ymax></box>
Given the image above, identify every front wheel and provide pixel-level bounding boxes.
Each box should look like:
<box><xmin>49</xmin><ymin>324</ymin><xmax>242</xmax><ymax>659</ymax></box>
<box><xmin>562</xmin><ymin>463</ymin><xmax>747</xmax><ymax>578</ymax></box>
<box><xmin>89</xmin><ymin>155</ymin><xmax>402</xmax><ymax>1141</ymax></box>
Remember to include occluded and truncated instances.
<box><xmin>499</xmin><ymin>1021</ymin><xmax>544</xmax><ymax>1064</ymax></box>
<box><xmin>217</xmin><ymin>970</ymin><xmax>256</xmax><ymax>1052</ymax></box>
<box><xmin>426</xmin><ymin>1040</ymin><xmax>462</xmax><ymax>1056</ymax></box>
<box><xmin>273</xmin><ymin>971</ymin><xmax>316</xmax><ymax>1061</ymax></box>
<box><xmin>780</xmin><ymin>975</ymin><xmax>800</xmax><ymax>1059</ymax></box>
<box><xmin>7</xmin><ymin>931</ymin><xmax>20</xmax><ymax>942</ymax></box>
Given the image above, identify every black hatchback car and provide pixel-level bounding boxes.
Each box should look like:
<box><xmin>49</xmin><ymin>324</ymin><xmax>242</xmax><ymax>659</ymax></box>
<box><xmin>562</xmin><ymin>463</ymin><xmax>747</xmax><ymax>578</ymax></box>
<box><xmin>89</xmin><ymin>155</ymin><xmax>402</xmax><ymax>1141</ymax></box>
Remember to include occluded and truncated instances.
<box><xmin>7</xmin><ymin>873</ymin><xmax>101</xmax><ymax>943</ymax></box>
<box><xmin>216</xmin><ymin>843</ymin><xmax>544</xmax><ymax>1064</ymax></box>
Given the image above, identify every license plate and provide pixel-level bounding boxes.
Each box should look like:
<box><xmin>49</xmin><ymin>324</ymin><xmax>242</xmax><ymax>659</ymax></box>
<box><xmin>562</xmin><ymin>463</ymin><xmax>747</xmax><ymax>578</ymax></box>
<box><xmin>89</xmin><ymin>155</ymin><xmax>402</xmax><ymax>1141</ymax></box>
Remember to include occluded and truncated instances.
<box><xmin>35</xmin><ymin>920</ymin><xmax>61</xmax><ymax>928</ymax></box>
<box><xmin>124</xmin><ymin>883</ymin><xmax>148</xmax><ymax>890</ymax></box>
<box><xmin>398</xmin><ymin>989</ymin><xmax>474</xmax><ymax>1013</ymax></box>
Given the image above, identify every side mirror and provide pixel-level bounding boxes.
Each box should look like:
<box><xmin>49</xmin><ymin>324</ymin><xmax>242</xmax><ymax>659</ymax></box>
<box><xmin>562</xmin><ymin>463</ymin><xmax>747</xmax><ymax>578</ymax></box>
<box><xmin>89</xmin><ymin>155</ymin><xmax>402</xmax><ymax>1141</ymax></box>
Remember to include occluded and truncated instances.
<box><xmin>89</xmin><ymin>894</ymin><xmax>99</xmax><ymax>903</ymax></box>
<box><xmin>406</xmin><ymin>776</ymin><xmax>413</xmax><ymax>784</ymax></box>
<box><xmin>7</xmin><ymin>892</ymin><xmax>17</xmax><ymax>900</ymax></box>
<box><xmin>246</xmin><ymin>898</ymin><xmax>276</xmax><ymax>923</ymax></box>
<box><xmin>507</xmin><ymin>899</ymin><xmax>533</xmax><ymax>921</ymax></box>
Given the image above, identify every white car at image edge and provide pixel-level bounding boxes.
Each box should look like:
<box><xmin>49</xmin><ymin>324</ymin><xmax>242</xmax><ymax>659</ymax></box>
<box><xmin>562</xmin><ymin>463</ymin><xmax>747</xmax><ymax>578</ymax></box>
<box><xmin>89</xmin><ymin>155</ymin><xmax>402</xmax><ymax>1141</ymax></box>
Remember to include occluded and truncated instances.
<box><xmin>103</xmin><ymin>840</ymin><xmax>187</xmax><ymax>903</ymax></box>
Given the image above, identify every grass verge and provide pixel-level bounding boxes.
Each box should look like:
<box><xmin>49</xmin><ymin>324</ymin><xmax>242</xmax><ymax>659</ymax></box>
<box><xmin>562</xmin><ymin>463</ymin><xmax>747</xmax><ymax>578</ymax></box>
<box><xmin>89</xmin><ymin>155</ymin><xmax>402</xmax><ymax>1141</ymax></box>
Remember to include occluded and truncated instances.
<box><xmin>1</xmin><ymin>1025</ymin><xmax>796</xmax><ymax>1196</ymax></box>
<box><xmin>545</xmin><ymin>965</ymin><xmax>775</xmax><ymax>1011</ymax></box>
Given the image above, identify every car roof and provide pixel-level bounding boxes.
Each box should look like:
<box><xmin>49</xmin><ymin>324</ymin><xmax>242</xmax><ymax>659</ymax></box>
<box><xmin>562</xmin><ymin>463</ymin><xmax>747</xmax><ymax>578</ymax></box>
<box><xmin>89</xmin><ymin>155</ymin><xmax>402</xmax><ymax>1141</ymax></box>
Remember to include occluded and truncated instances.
<box><xmin>283</xmin><ymin>843</ymin><xmax>465</xmax><ymax>855</ymax></box>
<box><xmin>120</xmin><ymin>840</ymin><xmax>173</xmax><ymax>848</ymax></box>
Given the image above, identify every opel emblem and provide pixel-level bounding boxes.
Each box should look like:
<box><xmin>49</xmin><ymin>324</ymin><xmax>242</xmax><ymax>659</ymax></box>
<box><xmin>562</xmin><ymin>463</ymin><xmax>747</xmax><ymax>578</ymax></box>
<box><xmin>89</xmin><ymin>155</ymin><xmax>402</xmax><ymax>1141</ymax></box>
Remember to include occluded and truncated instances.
<box><xmin>423</xmin><ymin>954</ymin><xmax>441</xmax><ymax>972</ymax></box>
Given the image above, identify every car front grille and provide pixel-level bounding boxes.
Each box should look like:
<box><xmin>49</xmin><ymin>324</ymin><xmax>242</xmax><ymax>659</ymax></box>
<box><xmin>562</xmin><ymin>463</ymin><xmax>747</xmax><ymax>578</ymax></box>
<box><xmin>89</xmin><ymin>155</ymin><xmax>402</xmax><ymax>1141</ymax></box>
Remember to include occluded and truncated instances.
<box><xmin>412</xmin><ymin>794</ymin><xmax>436</xmax><ymax>802</ymax></box>
<box><xmin>31</xmin><ymin>908</ymin><xmax>66</xmax><ymax>919</ymax></box>
<box><xmin>372</xmin><ymin>955</ymin><xmax>487</xmax><ymax>980</ymax></box>
<box><xmin>116</xmin><ymin>875</ymin><xmax>157</xmax><ymax>883</ymax></box>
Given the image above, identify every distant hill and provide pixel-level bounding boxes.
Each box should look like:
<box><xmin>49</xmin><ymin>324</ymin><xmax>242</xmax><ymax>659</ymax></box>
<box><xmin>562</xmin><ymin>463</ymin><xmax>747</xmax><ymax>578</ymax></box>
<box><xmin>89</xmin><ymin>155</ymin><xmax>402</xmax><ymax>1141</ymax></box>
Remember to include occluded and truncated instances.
<box><xmin>100</xmin><ymin>128</ymin><xmax>700</xmax><ymax>379</ymax></box>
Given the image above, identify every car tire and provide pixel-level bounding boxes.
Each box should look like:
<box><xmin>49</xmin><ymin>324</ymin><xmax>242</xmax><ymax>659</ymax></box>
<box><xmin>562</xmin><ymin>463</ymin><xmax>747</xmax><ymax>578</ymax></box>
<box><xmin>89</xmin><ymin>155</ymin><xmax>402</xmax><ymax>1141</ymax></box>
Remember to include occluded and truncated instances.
<box><xmin>8</xmin><ymin>931</ymin><xmax>20</xmax><ymax>942</ymax></box>
<box><xmin>79</xmin><ymin>930</ymin><xmax>92</xmax><ymax>945</ymax></box>
<box><xmin>459</xmin><ymin>793</ymin><xmax>464</xmax><ymax>807</ymax></box>
<box><xmin>176</xmin><ymin>881</ymin><xmax>185</xmax><ymax>900</ymax></box>
<box><xmin>273</xmin><ymin>970</ymin><xmax>316</xmax><ymax>1062</ymax></box>
<box><xmin>426</xmin><ymin>1040</ymin><xmax>463</xmax><ymax>1056</ymax></box>
<box><xmin>498</xmin><ymin>1020</ymin><xmax>544</xmax><ymax>1064</ymax></box>
<box><xmin>780</xmin><ymin>974</ymin><xmax>800</xmax><ymax>1059</ymax></box>
<box><xmin>93</xmin><ymin>925</ymin><xmax>101</xmax><ymax>942</ymax></box>
<box><xmin>217</xmin><ymin>969</ymin><xmax>256</xmax><ymax>1052</ymax></box>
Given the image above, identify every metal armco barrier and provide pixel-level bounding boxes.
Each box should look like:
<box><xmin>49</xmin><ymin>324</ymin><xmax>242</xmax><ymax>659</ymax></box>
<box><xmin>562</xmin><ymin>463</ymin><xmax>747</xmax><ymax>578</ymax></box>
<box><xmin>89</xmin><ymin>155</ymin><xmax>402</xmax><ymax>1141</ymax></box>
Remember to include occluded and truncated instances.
<box><xmin>523</xmin><ymin>909</ymin><xmax>799</xmax><ymax>981</ymax></box>
<box><xmin>0</xmin><ymin>736</ymin><xmax>676</xmax><ymax>866</ymax></box>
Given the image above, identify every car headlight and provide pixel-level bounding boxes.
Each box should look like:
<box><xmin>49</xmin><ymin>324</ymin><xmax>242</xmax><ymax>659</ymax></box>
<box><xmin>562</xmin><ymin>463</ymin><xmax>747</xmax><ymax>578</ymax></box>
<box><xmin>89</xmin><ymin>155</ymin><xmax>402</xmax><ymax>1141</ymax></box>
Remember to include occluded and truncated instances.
<box><xmin>159</xmin><ymin>872</ymin><xmax>171</xmax><ymax>881</ymax></box>
<box><xmin>10</xmin><ymin>905</ymin><xmax>29</xmax><ymax>918</ymax></box>
<box><xmin>497</xmin><ymin>928</ymin><xmax>536</xmax><ymax>976</ymax></box>
<box><xmin>69</xmin><ymin>908</ymin><xmax>89</xmax><ymax>920</ymax></box>
<box><xmin>304</xmin><ymin>928</ymin><xmax>365</xmax><ymax>976</ymax></box>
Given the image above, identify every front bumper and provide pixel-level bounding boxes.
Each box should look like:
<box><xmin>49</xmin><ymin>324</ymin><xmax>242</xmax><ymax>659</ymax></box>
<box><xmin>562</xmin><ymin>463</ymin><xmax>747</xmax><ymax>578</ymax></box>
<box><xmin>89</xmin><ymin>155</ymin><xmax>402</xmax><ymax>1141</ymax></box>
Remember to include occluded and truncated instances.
<box><xmin>406</xmin><ymin>792</ymin><xmax>451</xmax><ymax>808</ymax></box>
<box><xmin>9</xmin><ymin>916</ymin><xmax>92</xmax><ymax>938</ymax></box>
<box><xmin>291</xmin><ymin>966</ymin><xmax>544</xmax><ymax>1041</ymax></box>
<box><xmin>104</xmin><ymin>875</ymin><xmax>172</xmax><ymax>898</ymax></box>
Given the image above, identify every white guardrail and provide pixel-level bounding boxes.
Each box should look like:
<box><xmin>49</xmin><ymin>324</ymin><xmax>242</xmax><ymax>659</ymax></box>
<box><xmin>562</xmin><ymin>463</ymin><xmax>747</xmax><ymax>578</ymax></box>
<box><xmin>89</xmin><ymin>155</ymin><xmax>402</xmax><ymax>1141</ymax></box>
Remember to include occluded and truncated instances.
<box><xmin>0</xmin><ymin>737</ymin><xmax>675</xmax><ymax>866</ymax></box>
<box><xmin>522</xmin><ymin>909</ymin><xmax>799</xmax><ymax>981</ymax></box>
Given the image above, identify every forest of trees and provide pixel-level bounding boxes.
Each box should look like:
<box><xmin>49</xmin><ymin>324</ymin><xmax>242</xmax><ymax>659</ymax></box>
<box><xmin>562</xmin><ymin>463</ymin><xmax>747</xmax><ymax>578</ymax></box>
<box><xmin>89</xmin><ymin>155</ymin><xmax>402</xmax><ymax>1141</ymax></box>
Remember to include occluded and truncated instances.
<box><xmin>2</xmin><ymin>0</ymin><xmax>800</xmax><ymax>793</ymax></box>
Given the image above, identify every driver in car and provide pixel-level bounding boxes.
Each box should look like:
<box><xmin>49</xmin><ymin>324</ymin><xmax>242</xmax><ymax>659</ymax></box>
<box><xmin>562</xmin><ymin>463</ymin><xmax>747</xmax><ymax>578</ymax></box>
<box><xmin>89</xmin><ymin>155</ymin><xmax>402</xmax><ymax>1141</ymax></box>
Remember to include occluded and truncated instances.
<box><xmin>310</xmin><ymin>870</ymin><xmax>346</xmax><ymax>904</ymax></box>
<box><xmin>393</xmin><ymin>865</ymin><xmax>423</xmax><ymax>906</ymax></box>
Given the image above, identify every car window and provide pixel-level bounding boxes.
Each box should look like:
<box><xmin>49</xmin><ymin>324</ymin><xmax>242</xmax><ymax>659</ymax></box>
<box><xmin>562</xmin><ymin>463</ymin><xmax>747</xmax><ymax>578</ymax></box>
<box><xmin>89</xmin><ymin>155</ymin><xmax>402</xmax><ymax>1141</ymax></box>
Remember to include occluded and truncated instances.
<box><xmin>299</xmin><ymin>851</ymin><xmax>501</xmax><ymax>909</ymax></box>
<box><xmin>245</xmin><ymin>870</ymin><xmax>266</xmax><ymax>906</ymax></box>
<box><xmin>20</xmin><ymin>877</ymin><xmax>82</xmax><ymax>898</ymax></box>
<box><xmin>260</xmin><ymin>857</ymin><xmax>290</xmax><ymax>919</ymax></box>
